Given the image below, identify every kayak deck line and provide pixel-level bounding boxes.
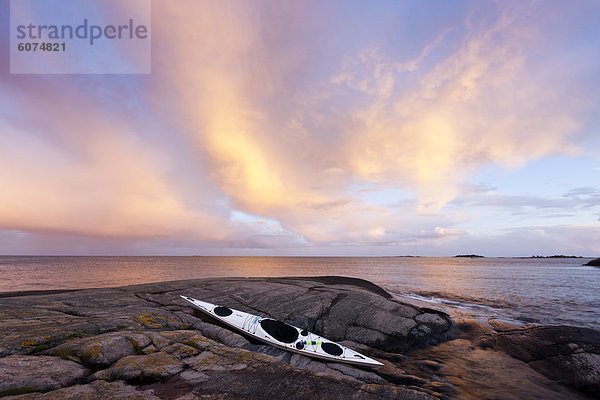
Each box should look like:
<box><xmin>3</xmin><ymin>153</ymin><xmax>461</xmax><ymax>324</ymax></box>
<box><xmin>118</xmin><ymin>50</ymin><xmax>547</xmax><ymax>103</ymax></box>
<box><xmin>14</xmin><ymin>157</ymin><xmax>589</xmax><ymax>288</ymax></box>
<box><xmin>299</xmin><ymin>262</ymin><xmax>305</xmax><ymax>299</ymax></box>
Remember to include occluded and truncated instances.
<box><xmin>180</xmin><ymin>295</ymin><xmax>384</xmax><ymax>368</ymax></box>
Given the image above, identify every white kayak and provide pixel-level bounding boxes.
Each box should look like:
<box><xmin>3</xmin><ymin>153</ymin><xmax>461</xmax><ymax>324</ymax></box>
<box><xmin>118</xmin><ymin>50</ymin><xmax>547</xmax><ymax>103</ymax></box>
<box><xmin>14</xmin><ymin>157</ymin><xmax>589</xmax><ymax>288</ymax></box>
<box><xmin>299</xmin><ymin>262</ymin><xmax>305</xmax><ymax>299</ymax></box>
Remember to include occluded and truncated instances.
<box><xmin>180</xmin><ymin>295</ymin><xmax>383</xmax><ymax>368</ymax></box>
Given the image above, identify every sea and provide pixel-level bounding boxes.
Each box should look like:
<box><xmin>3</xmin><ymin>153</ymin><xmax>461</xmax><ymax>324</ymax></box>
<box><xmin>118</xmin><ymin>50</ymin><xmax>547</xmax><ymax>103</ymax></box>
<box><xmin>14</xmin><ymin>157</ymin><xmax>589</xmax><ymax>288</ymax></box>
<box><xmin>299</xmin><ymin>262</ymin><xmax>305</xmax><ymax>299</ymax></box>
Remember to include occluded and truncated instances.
<box><xmin>0</xmin><ymin>256</ymin><xmax>598</xmax><ymax>330</ymax></box>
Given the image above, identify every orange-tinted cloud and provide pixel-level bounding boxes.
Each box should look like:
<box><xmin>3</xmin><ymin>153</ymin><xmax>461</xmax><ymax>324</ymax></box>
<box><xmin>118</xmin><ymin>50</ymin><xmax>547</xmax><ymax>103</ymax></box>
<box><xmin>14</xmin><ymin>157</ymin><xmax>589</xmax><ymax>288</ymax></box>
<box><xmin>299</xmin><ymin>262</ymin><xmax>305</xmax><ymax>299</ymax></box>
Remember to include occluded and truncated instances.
<box><xmin>0</xmin><ymin>0</ymin><xmax>598</xmax><ymax>254</ymax></box>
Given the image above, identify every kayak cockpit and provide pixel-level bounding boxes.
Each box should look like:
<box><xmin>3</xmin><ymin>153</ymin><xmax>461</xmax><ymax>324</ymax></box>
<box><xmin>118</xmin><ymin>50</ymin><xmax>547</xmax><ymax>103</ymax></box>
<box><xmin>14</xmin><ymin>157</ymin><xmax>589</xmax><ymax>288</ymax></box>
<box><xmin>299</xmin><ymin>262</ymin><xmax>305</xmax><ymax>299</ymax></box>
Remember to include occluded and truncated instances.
<box><xmin>213</xmin><ymin>306</ymin><xmax>233</xmax><ymax>317</ymax></box>
<box><xmin>260</xmin><ymin>319</ymin><xmax>299</xmax><ymax>343</ymax></box>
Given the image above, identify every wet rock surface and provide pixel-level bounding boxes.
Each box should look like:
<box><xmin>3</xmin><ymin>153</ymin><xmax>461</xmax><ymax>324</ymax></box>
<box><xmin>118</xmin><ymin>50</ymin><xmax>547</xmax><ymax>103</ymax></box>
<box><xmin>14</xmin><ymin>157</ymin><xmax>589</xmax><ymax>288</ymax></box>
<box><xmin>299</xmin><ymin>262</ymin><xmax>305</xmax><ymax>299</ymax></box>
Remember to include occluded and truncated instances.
<box><xmin>487</xmin><ymin>325</ymin><xmax>600</xmax><ymax>397</ymax></box>
<box><xmin>584</xmin><ymin>257</ymin><xmax>600</xmax><ymax>266</ymax></box>
<box><xmin>0</xmin><ymin>276</ymin><xmax>597</xmax><ymax>399</ymax></box>
<box><xmin>401</xmin><ymin>318</ymin><xmax>598</xmax><ymax>399</ymax></box>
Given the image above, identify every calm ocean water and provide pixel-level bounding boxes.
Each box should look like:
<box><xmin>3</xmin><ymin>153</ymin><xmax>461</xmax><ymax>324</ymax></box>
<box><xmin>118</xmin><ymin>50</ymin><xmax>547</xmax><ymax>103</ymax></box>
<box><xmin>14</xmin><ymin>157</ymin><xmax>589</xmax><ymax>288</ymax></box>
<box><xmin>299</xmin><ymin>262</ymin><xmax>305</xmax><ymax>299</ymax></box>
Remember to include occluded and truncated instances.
<box><xmin>0</xmin><ymin>256</ymin><xmax>598</xmax><ymax>330</ymax></box>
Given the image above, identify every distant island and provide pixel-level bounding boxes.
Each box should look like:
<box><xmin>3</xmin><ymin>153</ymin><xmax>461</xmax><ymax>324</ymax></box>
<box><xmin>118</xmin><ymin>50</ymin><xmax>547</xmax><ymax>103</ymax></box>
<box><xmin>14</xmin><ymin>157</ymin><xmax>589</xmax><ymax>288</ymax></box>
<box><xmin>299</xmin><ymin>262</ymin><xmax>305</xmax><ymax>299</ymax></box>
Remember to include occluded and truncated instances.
<box><xmin>454</xmin><ymin>254</ymin><xmax>485</xmax><ymax>258</ymax></box>
<box><xmin>584</xmin><ymin>258</ymin><xmax>600</xmax><ymax>266</ymax></box>
<box><xmin>530</xmin><ymin>255</ymin><xmax>583</xmax><ymax>259</ymax></box>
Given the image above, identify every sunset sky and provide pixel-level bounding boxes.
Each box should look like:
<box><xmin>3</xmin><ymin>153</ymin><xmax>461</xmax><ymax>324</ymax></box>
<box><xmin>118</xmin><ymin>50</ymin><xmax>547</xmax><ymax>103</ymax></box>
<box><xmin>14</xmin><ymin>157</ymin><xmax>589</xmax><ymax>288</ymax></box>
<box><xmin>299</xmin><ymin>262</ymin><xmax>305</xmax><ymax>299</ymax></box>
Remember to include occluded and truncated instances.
<box><xmin>1</xmin><ymin>0</ymin><xmax>599</xmax><ymax>256</ymax></box>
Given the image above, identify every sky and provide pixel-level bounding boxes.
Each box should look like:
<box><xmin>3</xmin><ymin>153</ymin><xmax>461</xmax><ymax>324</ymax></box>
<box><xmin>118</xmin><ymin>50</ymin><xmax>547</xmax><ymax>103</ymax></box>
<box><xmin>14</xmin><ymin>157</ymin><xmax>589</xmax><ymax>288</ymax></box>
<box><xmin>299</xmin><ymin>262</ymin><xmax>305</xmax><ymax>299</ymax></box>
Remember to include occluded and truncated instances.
<box><xmin>0</xmin><ymin>0</ymin><xmax>599</xmax><ymax>256</ymax></box>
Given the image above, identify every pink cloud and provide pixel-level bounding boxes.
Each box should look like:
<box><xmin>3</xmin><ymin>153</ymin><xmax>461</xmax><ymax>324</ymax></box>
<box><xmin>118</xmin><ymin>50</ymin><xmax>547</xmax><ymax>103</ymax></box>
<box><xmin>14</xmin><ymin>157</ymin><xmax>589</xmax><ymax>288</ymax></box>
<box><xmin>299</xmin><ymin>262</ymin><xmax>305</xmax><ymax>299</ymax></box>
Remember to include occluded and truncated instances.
<box><xmin>0</xmin><ymin>1</ymin><xmax>598</xmax><ymax>253</ymax></box>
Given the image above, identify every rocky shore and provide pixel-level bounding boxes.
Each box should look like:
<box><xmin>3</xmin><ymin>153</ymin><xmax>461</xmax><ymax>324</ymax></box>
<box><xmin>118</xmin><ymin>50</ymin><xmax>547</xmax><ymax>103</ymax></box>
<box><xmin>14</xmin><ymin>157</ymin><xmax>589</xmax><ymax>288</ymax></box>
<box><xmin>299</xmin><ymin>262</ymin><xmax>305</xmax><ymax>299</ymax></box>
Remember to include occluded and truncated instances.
<box><xmin>0</xmin><ymin>277</ymin><xmax>598</xmax><ymax>399</ymax></box>
<box><xmin>584</xmin><ymin>258</ymin><xmax>600</xmax><ymax>266</ymax></box>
